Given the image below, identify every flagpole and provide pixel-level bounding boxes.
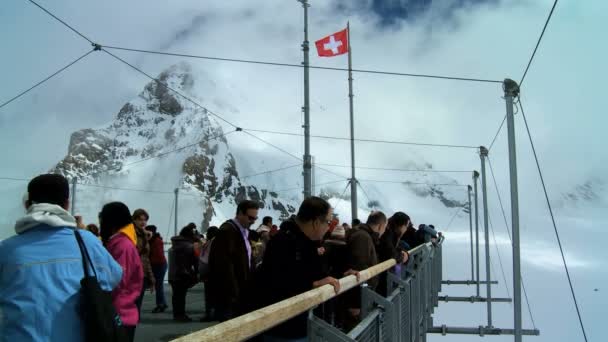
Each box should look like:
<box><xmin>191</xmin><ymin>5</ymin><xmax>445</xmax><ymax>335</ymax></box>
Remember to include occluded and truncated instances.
<box><xmin>347</xmin><ymin>21</ymin><xmax>358</xmax><ymax>221</ymax></box>
<box><xmin>298</xmin><ymin>0</ymin><xmax>312</xmax><ymax>199</ymax></box>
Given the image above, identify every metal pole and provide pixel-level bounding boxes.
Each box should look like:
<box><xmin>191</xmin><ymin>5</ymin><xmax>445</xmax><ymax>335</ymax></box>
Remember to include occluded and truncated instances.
<box><xmin>311</xmin><ymin>156</ymin><xmax>316</xmax><ymax>197</ymax></box>
<box><xmin>480</xmin><ymin>146</ymin><xmax>493</xmax><ymax>327</ymax></box>
<box><xmin>347</xmin><ymin>22</ymin><xmax>358</xmax><ymax>220</ymax></box>
<box><xmin>70</xmin><ymin>177</ymin><xmax>77</xmax><ymax>215</ymax></box>
<box><xmin>468</xmin><ymin>185</ymin><xmax>474</xmax><ymax>282</ymax></box>
<box><xmin>174</xmin><ymin>188</ymin><xmax>179</xmax><ymax>237</ymax></box>
<box><xmin>473</xmin><ymin>171</ymin><xmax>480</xmax><ymax>297</ymax></box>
<box><xmin>503</xmin><ymin>78</ymin><xmax>522</xmax><ymax>342</ymax></box>
<box><xmin>299</xmin><ymin>0</ymin><xmax>312</xmax><ymax>199</ymax></box>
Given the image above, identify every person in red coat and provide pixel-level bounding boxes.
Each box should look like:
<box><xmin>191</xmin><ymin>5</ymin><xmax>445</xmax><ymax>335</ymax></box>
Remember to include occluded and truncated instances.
<box><xmin>146</xmin><ymin>225</ymin><xmax>168</xmax><ymax>313</ymax></box>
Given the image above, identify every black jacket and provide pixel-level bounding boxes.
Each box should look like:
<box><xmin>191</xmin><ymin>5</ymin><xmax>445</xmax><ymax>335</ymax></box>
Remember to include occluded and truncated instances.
<box><xmin>257</xmin><ymin>219</ymin><xmax>327</xmax><ymax>338</ymax></box>
<box><xmin>401</xmin><ymin>226</ymin><xmax>422</xmax><ymax>249</ymax></box>
<box><xmin>377</xmin><ymin>228</ymin><xmax>406</xmax><ymax>296</ymax></box>
<box><xmin>168</xmin><ymin>235</ymin><xmax>197</xmax><ymax>285</ymax></box>
<box><xmin>208</xmin><ymin>220</ymin><xmax>253</xmax><ymax>314</ymax></box>
<box><xmin>378</xmin><ymin>228</ymin><xmax>405</xmax><ymax>264</ymax></box>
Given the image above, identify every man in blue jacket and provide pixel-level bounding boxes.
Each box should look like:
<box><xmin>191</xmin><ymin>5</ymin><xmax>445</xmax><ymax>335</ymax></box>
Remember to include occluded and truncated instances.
<box><xmin>0</xmin><ymin>174</ymin><xmax>123</xmax><ymax>342</ymax></box>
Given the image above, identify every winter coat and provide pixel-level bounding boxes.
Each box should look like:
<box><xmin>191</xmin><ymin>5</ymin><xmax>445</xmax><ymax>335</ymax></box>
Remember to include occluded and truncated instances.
<box><xmin>149</xmin><ymin>234</ymin><xmax>167</xmax><ymax>266</ymax></box>
<box><xmin>401</xmin><ymin>226</ymin><xmax>422</xmax><ymax>249</ymax></box>
<box><xmin>135</xmin><ymin>226</ymin><xmax>155</xmax><ymax>283</ymax></box>
<box><xmin>168</xmin><ymin>235</ymin><xmax>198</xmax><ymax>285</ymax></box>
<box><xmin>106</xmin><ymin>225</ymin><xmax>144</xmax><ymax>326</ymax></box>
<box><xmin>0</xmin><ymin>203</ymin><xmax>123</xmax><ymax>342</ymax></box>
<box><xmin>257</xmin><ymin>218</ymin><xmax>328</xmax><ymax>339</ymax></box>
<box><xmin>346</xmin><ymin>224</ymin><xmax>380</xmax><ymax>289</ymax></box>
<box><xmin>377</xmin><ymin>228</ymin><xmax>407</xmax><ymax>296</ymax></box>
<box><xmin>208</xmin><ymin>220</ymin><xmax>253</xmax><ymax>316</ymax></box>
<box><xmin>378</xmin><ymin>228</ymin><xmax>406</xmax><ymax>264</ymax></box>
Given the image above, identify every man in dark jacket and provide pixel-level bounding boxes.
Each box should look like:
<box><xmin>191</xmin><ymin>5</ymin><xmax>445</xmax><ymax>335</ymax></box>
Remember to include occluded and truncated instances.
<box><xmin>258</xmin><ymin>197</ymin><xmax>340</xmax><ymax>341</ymax></box>
<box><xmin>377</xmin><ymin>212</ymin><xmax>411</xmax><ymax>296</ymax></box>
<box><xmin>208</xmin><ymin>200</ymin><xmax>259</xmax><ymax>321</ymax></box>
<box><xmin>342</xmin><ymin>211</ymin><xmax>387</xmax><ymax>329</ymax></box>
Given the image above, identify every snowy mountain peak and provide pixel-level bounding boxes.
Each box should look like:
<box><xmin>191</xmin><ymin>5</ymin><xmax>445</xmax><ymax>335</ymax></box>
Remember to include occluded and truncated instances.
<box><xmin>52</xmin><ymin>63</ymin><xmax>298</xmax><ymax>230</ymax></box>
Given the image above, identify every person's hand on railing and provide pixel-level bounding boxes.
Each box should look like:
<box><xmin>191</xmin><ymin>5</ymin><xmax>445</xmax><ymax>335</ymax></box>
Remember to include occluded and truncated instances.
<box><xmin>313</xmin><ymin>276</ymin><xmax>341</xmax><ymax>294</ymax></box>
<box><xmin>343</xmin><ymin>269</ymin><xmax>360</xmax><ymax>282</ymax></box>
<box><xmin>401</xmin><ymin>250</ymin><xmax>409</xmax><ymax>264</ymax></box>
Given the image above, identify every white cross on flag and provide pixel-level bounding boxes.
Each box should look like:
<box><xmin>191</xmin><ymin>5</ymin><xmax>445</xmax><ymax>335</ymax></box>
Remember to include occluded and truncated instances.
<box><xmin>315</xmin><ymin>28</ymin><xmax>348</xmax><ymax>57</ymax></box>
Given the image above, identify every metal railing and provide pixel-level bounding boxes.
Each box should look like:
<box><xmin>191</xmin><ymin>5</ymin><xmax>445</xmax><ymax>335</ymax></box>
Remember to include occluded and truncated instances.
<box><xmin>308</xmin><ymin>239</ymin><xmax>442</xmax><ymax>342</ymax></box>
<box><xmin>173</xmin><ymin>238</ymin><xmax>443</xmax><ymax>342</ymax></box>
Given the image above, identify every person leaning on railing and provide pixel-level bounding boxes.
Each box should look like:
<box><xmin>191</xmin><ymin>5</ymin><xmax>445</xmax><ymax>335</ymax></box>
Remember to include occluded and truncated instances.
<box><xmin>376</xmin><ymin>212</ymin><xmax>412</xmax><ymax>296</ymax></box>
<box><xmin>255</xmin><ymin>197</ymin><xmax>358</xmax><ymax>342</ymax></box>
<box><xmin>341</xmin><ymin>211</ymin><xmax>387</xmax><ymax>330</ymax></box>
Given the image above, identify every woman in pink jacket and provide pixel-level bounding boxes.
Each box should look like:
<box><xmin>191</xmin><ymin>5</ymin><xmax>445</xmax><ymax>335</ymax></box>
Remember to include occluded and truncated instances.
<box><xmin>100</xmin><ymin>202</ymin><xmax>144</xmax><ymax>342</ymax></box>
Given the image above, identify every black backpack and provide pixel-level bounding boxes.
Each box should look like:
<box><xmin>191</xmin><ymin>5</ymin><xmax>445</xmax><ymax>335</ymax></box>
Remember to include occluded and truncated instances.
<box><xmin>74</xmin><ymin>230</ymin><xmax>129</xmax><ymax>342</ymax></box>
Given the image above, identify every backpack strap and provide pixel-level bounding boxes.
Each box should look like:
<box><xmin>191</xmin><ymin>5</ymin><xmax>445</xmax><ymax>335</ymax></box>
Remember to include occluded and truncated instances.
<box><xmin>74</xmin><ymin>229</ymin><xmax>98</xmax><ymax>279</ymax></box>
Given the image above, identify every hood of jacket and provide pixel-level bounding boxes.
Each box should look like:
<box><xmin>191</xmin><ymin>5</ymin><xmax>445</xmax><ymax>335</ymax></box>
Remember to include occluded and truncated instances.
<box><xmin>14</xmin><ymin>203</ymin><xmax>76</xmax><ymax>234</ymax></box>
<box><xmin>118</xmin><ymin>223</ymin><xmax>137</xmax><ymax>246</ymax></box>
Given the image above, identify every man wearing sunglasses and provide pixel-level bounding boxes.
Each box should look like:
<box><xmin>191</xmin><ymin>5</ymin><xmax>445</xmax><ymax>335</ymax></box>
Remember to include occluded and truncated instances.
<box><xmin>257</xmin><ymin>196</ymin><xmax>346</xmax><ymax>342</ymax></box>
<box><xmin>208</xmin><ymin>200</ymin><xmax>260</xmax><ymax>321</ymax></box>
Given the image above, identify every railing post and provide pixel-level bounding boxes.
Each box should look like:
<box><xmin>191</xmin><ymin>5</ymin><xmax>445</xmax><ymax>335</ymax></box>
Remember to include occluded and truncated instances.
<box><xmin>468</xmin><ymin>185</ymin><xmax>474</xmax><ymax>281</ymax></box>
<box><xmin>503</xmin><ymin>78</ymin><xmax>522</xmax><ymax>342</ymax></box>
<box><xmin>480</xmin><ymin>146</ymin><xmax>493</xmax><ymax>327</ymax></box>
<box><xmin>473</xmin><ymin>171</ymin><xmax>480</xmax><ymax>297</ymax></box>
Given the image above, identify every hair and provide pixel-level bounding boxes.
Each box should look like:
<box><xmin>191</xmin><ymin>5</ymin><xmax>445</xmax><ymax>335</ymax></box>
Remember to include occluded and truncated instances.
<box><xmin>86</xmin><ymin>224</ymin><xmax>99</xmax><ymax>236</ymax></box>
<box><xmin>296</xmin><ymin>196</ymin><xmax>331</xmax><ymax>223</ymax></box>
<box><xmin>262</xmin><ymin>216</ymin><xmax>273</xmax><ymax>225</ymax></box>
<box><xmin>352</xmin><ymin>218</ymin><xmax>361</xmax><ymax>226</ymax></box>
<box><xmin>132</xmin><ymin>208</ymin><xmax>149</xmax><ymax>221</ymax></box>
<box><xmin>366</xmin><ymin>211</ymin><xmax>387</xmax><ymax>226</ymax></box>
<box><xmin>206</xmin><ymin>226</ymin><xmax>219</xmax><ymax>240</ymax></box>
<box><xmin>145</xmin><ymin>225</ymin><xmax>158</xmax><ymax>234</ymax></box>
<box><xmin>186</xmin><ymin>222</ymin><xmax>197</xmax><ymax>230</ymax></box>
<box><xmin>179</xmin><ymin>225</ymin><xmax>195</xmax><ymax>240</ymax></box>
<box><xmin>236</xmin><ymin>200</ymin><xmax>260</xmax><ymax>215</ymax></box>
<box><xmin>26</xmin><ymin>174</ymin><xmax>70</xmax><ymax>207</ymax></box>
<box><xmin>387</xmin><ymin>212</ymin><xmax>410</xmax><ymax>232</ymax></box>
<box><xmin>99</xmin><ymin>202</ymin><xmax>132</xmax><ymax>244</ymax></box>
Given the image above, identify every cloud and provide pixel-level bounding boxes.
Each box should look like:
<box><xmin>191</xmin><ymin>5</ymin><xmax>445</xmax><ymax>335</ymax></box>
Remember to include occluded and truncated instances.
<box><xmin>1</xmin><ymin>1</ymin><xmax>606</xmax><ymax>339</ymax></box>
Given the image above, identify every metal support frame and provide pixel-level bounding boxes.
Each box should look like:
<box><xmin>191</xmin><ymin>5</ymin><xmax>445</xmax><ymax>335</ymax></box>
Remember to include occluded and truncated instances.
<box><xmin>504</xmin><ymin>78</ymin><xmax>523</xmax><ymax>342</ymax></box>
<box><xmin>480</xmin><ymin>145</ymin><xmax>493</xmax><ymax>327</ymax></box>
<box><xmin>438</xmin><ymin>296</ymin><xmax>512</xmax><ymax>303</ymax></box>
<box><xmin>70</xmin><ymin>177</ymin><xmax>77</xmax><ymax>215</ymax></box>
<box><xmin>442</xmin><ymin>280</ymin><xmax>498</xmax><ymax>285</ymax></box>
<box><xmin>473</xmin><ymin>170</ymin><xmax>480</xmax><ymax>297</ymax></box>
<box><xmin>428</xmin><ymin>326</ymin><xmax>539</xmax><ymax>336</ymax></box>
<box><xmin>174</xmin><ymin>188</ymin><xmax>179</xmax><ymax>237</ymax></box>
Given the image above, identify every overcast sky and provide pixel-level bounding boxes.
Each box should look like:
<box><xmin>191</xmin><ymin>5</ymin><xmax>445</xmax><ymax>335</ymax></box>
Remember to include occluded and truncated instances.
<box><xmin>1</xmin><ymin>0</ymin><xmax>606</xmax><ymax>341</ymax></box>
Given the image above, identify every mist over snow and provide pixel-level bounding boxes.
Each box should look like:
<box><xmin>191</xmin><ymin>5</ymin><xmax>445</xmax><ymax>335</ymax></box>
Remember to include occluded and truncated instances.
<box><xmin>1</xmin><ymin>0</ymin><xmax>606</xmax><ymax>341</ymax></box>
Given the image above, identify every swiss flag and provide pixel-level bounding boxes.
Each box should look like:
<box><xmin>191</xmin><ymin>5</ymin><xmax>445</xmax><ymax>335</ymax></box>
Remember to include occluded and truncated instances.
<box><xmin>315</xmin><ymin>28</ymin><xmax>348</xmax><ymax>57</ymax></box>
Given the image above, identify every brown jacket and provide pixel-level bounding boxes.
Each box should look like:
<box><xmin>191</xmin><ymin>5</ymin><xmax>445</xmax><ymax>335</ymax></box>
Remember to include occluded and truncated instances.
<box><xmin>346</xmin><ymin>224</ymin><xmax>379</xmax><ymax>289</ymax></box>
<box><xmin>135</xmin><ymin>226</ymin><xmax>155</xmax><ymax>283</ymax></box>
<box><xmin>208</xmin><ymin>220</ymin><xmax>253</xmax><ymax>317</ymax></box>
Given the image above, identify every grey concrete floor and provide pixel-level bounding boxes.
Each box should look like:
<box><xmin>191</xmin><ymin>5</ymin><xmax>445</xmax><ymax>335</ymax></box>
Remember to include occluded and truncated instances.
<box><xmin>135</xmin><ymin>283</ymin><xmax>217</xmax><ymax>342</ymax></box>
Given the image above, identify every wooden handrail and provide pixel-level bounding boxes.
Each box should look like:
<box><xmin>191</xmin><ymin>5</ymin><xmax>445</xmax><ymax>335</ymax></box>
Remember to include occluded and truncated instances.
<box><xmin>172</xmin><ymin>242</ymin><xmax>434</xmax><ymax>342</ymax></box>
